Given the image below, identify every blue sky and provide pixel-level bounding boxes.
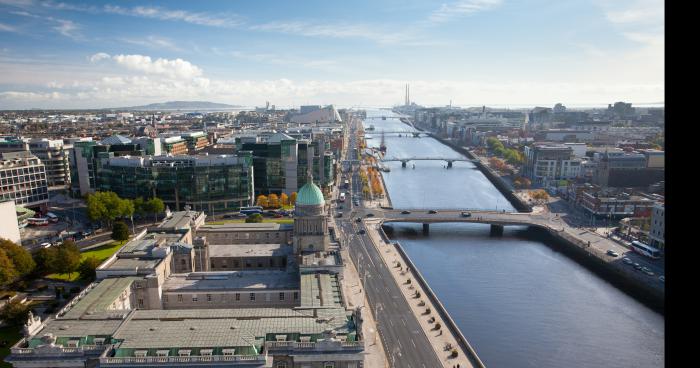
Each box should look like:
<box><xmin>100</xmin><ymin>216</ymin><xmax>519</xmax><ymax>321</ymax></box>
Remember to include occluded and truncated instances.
<box><xmin>0</xmin><ymin>0</ymin><xmax>664</xmax><ymax>109</ymax></box>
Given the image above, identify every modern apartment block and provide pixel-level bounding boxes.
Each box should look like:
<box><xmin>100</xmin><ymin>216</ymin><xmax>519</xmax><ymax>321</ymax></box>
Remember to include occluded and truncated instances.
<box><xmin>98</xmin><ymin>153</ymin><xmax>255</xmax><ymax>214</ymax></box>
<box><xmin>7</xmin><ymin>185</ymin><xmax>363</xmax><ymax>368</ymax></box>
<box><xmin>181</xmin><ymin>131</ymin><xmax>210</xmax><ymax>152</ymax></box>
<box><xmin>0</xmin><ymin>151</ymin><xmax>49</xmax><ymax>211</ymax></box>
<box><xmin>523</xmin><ymin>144</ymin><xmax>581</xmax><ymax>186</ymax></box>
<box><xmin>0</xmin><ymin>137</ymin><xmax>71</xmax><ymax>189</ymax></box>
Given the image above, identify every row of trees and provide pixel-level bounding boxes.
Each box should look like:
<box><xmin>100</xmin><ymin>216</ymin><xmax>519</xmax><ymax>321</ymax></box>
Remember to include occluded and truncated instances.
<box><xmin>256</xmin><ymin>192</ymin><xmax>297</xmax><ymax>208</ymax></box>
<box><xmin>486</xmin><ymin>137</ymin><xmax>525</xmax><ymax>165</ymax></box>
<box><xmin>87</xmin><ymin>191</ymin><xmax>164</xmax><ymax>234</ymax></box>
<box><xmin>512</xmin><ymin>176</ymin><xmax>532</xmax><ymax>189</ymax></box>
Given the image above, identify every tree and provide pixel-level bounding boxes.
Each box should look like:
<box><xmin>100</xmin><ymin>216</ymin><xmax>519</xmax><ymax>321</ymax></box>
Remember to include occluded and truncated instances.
<box><xmin>280</xmin><ymin>193</ymin><xmax>289</xmax><ymax>206</ymax></box>
<box><xmin>289</xmin><ymin>192</ymin><xmax>297</xmax><ymax>205</ymax></box>
<box><xmin>133</xmin><ymin>197</ymin><xmax>147</xmax><ymax>217</ymax></box>
<box><xmin>32</xmin><ymin>247</ymin><xmax>58</xmax><ymax>276</ymax></box>
<box><xmin>55</xmin><ymin>241</ymin><xmax>81</xmax><ymax>279</ymax></box>
<box><xmin>0</xmin><ymin>249</ymin><xmax>18</xmax><ymax>286</ymax></box>
<box><xmin>245</xmin><ymin>213</ymin><xmax>263</xmax><ymax>223</ymax></box>
<box><xmin>145</xmin><ymin>197</ymin><xmax>165</xmax><ymax>222</ymax></box>
<box><xmin>530</xmin><ymin>189</ymin><xmax>550</xmax><ymax>204</ymax></box>
<box><xmin>78</xmin><ymin>256</ymin><xmax>101</xmax><ymax>281</ymax></box>
<box><xmin>0</xmin><ymin>238</ymin><xmax>35</xmax><ymax>277</ymax></box>
<box><xmin>112</xmin><ymin>221</ymin><xmax>129</xmax><ymax>241</ymax></box>
<box><xmin>86</xmin><ymin>191</ymin><xmax>135</xmax><ymax>227</ymax></box>
<box><xmin>268</xmin><ymin>194</ymin><xmax>279</xmax><ymax>208</ymax></box>
<box><xmin>256</xmin><ymin>195</ymin><xmax>269</xmax><ymax>208</ymax></box>
<box><xmin>0</xmin><ymin>299</ymin><xmax>31</xmax><ymax>326</ymax></box>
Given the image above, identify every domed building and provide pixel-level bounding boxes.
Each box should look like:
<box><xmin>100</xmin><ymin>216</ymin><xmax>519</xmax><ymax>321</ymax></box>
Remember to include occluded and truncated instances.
<box><xmin>293</xmin><ymin>173</ymin><xmax>330</xmax><ymax>253</ymax></box>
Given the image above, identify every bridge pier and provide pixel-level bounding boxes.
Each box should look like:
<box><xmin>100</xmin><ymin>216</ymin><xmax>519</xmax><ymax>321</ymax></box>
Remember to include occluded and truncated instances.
<box><xmin>422</xmin><ymin>223</ymin><xmax>429</xmax><ymax>235</ymax></box>
<box><xmin>490</xmin><ymin>224</ymin><xmax>504</xmax><ymax>237</ymax></box>
<box><xmin>446</xmin><ymin>161</ymin><xmax>453</xmax><ymax>168</ymax></box>
<box><xmin>401</xmin><ymin>160</ymin><xmax>407</xmax><ymax>168</ymax></box>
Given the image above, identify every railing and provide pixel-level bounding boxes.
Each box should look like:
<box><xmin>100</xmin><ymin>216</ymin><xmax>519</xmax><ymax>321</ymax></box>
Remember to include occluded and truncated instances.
<box><xmin>11</xmin><ymin>344</ymin><xmax>104</xmax><ymax>355</ymax></box>
<box><xmin>100</xmin><ymin>354</ymin><xmax>265</xmax><ymax>364</ymax></box>
<box><xmin>265</xmin><ymin>340</ymin><xmax>363</xmax><ymax>350</ymax></box>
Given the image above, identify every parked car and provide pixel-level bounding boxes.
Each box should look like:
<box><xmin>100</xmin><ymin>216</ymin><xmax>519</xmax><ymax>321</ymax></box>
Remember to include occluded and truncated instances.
<box><xmin>401</xmin><ymin>210</ymin><xmax>411</xmax><ymax>214</ymax></box>
<box><xmin>355</xmin><ymin>218</ymin><xmax>362</xmax><ymax>223</ymax></box>
<box><xmin>336</xmin><ymin>213</ymin><xmax>343</xmax><ymax>218</ymax></box>
<box><xmin>222</xmin><ymin>214</ymin><xmax>235</xmax><ymax>219</ymax></box>
<box><xmin>606</xmin><ymin>250</ymin><xmax>619</xmax><ymax>257</ymax></box>
<box><xmin>358</xmin><ymin>229</ymin><xmax>366</xmax><ymax>234</ymax></box>
<box><xmin>658</xmin><ymin>275</ymin><xmax>665</xmax><ymax>283</ymax></box>
<box><xmin>428</xmin><ymin>210</ymin><xmax>438</xmax><ymax>214</ymax></box>
<box><xmin>641</xmin><ymin>267</ymin><xmax>654</xmax><ymax>276</ymax></box>
<box><xmin>633</xmin><ymin>263</ymin><xmax>642</xmax><ymax>270</ymax></box>
<box><xmin>365</xmin><ymin>213</ymin><xmax>375</xmax><ymax>217</ymax></box>
<box><xmin>622</xmin><ymin>258</ymin><xmax>633</xmax><ymax>265</ymax></box>
<box><xmin>461</xmin><ymin>212</ymin><xmax>472</xmax><ymax>217</ymax></box>
<box><xmin>40</xmin><ymin>242</ymin><xmax>52</xmax><ymax>248</ymax></box>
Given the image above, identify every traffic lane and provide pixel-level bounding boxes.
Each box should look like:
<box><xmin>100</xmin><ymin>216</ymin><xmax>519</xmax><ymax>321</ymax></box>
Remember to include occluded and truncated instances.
<box><xmin>348</xmin><ymin>222</ymin><xmax>442</xmax><ymax>367</ymax></box>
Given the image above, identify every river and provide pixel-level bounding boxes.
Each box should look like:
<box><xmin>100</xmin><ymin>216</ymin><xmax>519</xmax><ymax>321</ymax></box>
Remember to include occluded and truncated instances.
<box><xmin>362</xmin><ymin>110</ymin><xmax>664</xmax><ymax>368</ymax></box>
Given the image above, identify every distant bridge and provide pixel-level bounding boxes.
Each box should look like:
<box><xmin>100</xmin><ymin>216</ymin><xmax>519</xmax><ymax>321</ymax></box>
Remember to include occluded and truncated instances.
<box><xmin>365</xmin><ymin>130</ymin><xmax>428</xmax><ymax>137</ymax></box>
<box><xmin>381</xmin><ymin>156</ymin><xmax>478</xmax><ymax>168</ymax></box>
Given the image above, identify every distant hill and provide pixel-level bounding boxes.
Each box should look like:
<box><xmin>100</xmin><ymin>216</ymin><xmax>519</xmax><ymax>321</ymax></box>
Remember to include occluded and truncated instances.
<box><xmin>122</xmin><ymin>101</ymin><xmax>242</xmax><ymax>110</ymax></box>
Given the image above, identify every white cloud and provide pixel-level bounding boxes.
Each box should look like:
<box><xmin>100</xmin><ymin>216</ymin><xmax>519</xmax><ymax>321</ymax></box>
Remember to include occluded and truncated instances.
<box><xmin>249</xmin><ymin>21</ymin><xmax>421</xmax><ymax>45</ymax></box>
<box><xmin>89</xmin><ymin>52</ymin><xmax>110</xmax><ymax>62</ymax></box>
<box><xmin>111</xmin><ymin>54</ymin><xmax>203</xmax><ymax>80</ymax></box>
<box><xmin>0</xmin><ymin>22</ymin><xmax>18</xmax><ymax>32</ymax></box>
<box><xmin>102</xmin><ymin>4</ymin><xmax>243</xmax><ymax>28</ymax></box>
<box><xmin>429</xmin><ymin>0</ymin><xmax>502</xmax><ymax>23</ymax></box>
<box><xmin>52</xmin><ymin>18</ymin><xmax>79</xmax><ymax>39</ymax></box>
<box><xmin>119</xmin><ymin>35</ymin><xmax>183</xmax><ymax>52</ymax></box>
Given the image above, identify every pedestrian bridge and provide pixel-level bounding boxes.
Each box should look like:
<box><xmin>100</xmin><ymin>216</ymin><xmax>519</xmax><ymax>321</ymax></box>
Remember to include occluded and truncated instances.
<box><xmin>381</xmin><ymin>157</ymin><xmax>479</xmax><ymax>168</ymax></box>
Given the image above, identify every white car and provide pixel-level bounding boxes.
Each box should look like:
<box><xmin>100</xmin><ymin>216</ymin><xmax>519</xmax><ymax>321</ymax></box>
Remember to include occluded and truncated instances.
<box><xmin>40</xmin><ymin>242</ymin><xmax>52</xmax><ymax>248</ymax></box>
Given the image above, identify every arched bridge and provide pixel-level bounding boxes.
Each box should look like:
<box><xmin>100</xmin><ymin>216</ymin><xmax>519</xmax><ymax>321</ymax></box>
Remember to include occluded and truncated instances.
<box><xmin>381</xmin><ymin>157</ymin><xmax>479</xmax><ymax>168</ymax></box>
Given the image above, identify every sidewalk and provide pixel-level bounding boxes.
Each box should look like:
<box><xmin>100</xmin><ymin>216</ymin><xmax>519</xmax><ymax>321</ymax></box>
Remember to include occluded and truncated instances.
<box><xmin>339</xmin><ymin>241</ymin><xmax>389</xmax><ymax>368</ymax></box>
<box><xmin>364</xmin><ymin>219</ymin><xmax>475</xmax><ymax>368</ymax></box>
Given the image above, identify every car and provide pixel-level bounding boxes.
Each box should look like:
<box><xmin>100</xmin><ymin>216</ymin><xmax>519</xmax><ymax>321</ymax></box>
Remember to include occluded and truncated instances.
<box><xmin>401</xmin><ymin>210</ymin><xmax>411</xmax><ymax>214</ymax></box>
<box><xmin>336</xmin><ymin>213</ymin><xmax>343</xmax><ymax>218</ymax></box>
<box><xmin>461</xmin><ymin>211</ymin><xmax>472</xmax><ymax>217</ymax></box>
<box><xmin>223</xmin><ymin>214</ymin><xmax>235</xmax><ymax>219</ymax></box>
<box><xmin>428</xmin><ymin>210</ymin><xmax>438</xmax><ymax>214</ymax></box>
<box><xmin>606</xmin><ymin>250</ymin><xmax>619</xmax><ymax>257</ymax></box>
<box><xmin>365</xmin><ymin>213</ymin><xmax>375</xmax><ymax>217</ymax></box>
<box><xmin>633</xmin><ymin>263</ymin><xmax>642</xmax><ymax>270</ymax></box>
<box><xmin>355</xmin><ymin>218</ymin><xmax>362</xmax><ymax>223</ymax></box>
<box><xmin>658</xmin><ymin>275</ymin><xmax>665</xmax><ymax>283</ymax></box>
<box><xmin>358</xmin><ymin>229</ymin><xmax>366</xmax><ymax>234</ymax></box>
<box><xmin>622</xmin><ymin>257</ymin><xmax>633</xmax><ymax>265</ymax></box>
<box><xmin>81</xmin><ymin>230</ymin><xmax>93</xmax><ymax>237</ymax></box>
<box><xmin>641</xmin><ymin>267</ymin><xmax>654</xmax><ymax>276</ymax></box>
<box><xmin>337</xmin><ymin>205</ymin><xmax>343</xmax><ymax>210</ymax></box>
<box><xmin>40</xmin><ymin>242</ymin><xmax>52</xmax><ymax>248</ymax></box>
<box><xmin>236</xmin><ymin>213</ymin><xmax>248</xmax><ymax>218</ymax></box>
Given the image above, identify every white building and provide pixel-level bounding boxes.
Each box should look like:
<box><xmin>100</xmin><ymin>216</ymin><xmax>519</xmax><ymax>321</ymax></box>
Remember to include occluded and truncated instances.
<box><xmin>523</xmin><ymin>144</ymin><xmax>581</xmax><ymax>187</ymax></box>
<box><xmin>0</xmin><ymin>200</ymin><xmax>21</xmax><ymax>244</ymax></box>
<box><xmin>649</xmin><ymin>203</ymin><xmax>665</xmax><ymax>251</ymax></box>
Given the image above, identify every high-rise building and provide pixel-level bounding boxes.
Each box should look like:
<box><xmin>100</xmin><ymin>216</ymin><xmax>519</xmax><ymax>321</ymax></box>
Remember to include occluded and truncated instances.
<box><xmin>0</xmin><ymin>151</ymin><xmax>49</xmax><ymax>211</ymax></box>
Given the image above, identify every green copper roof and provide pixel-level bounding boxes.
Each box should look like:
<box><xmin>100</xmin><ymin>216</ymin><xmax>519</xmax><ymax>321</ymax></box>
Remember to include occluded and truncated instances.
<box><xmin>297</xmin><ymin>181</ymin><xmax>324</xmax><ymax>206</ymax></box>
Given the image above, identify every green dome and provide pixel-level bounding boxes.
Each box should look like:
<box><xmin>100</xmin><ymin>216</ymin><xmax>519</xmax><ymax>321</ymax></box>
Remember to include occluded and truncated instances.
<box><xmin>297</xmin><ymin>181</ymin><xmax>325</xmax><ymax>206</ymax></box>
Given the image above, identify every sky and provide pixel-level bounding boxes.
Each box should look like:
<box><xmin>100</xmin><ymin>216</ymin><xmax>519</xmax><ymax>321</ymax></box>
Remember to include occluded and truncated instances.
<box><xmin>0</xmin><ymin>0</ymin><xmax>664</xmax><ymax>109</ymax></box>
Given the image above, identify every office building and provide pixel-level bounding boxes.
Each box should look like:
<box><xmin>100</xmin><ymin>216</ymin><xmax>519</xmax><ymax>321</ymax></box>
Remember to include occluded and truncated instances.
<box><xmin>0</xmin><ymin>151</ymin><xmax>49</xmax><ymax>211</ymax></box>
<box><xmin>523</xmin><ymin>144</ymin><xmax>581</xmax><ymax>186</ymax></box>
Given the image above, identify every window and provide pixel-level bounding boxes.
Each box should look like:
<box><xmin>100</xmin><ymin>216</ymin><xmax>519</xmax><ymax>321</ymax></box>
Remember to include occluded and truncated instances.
<box><xmin>178</xmin><ymin>294</ymin><xmax>183</xmax><ymax>302</ymax></box>
<box><xmin>250</xmin><ymin>293</ymin><xmax>255</xmax><ymax>301</ymax></box>
<box><xmin>275</xmin><ymin>362</ymin><xmax>288</xmax><ymax>368</ymax></box>
<box><xmin>279</xmin><ymin>292</ymin><xmax>285</xmax><ymax>301</ymax></box>
<box><xmin>323</xmin><ymin>363</ymin><xmax>335</xmax><ymax>368</ymax></box>
<box><xmin>192</xmin><ymin>295</ymin><xmax>198</xmax><ymax>302</ymax></box>
<box><xmin>138</xmin><ymin>299</ymin><xmax>144</xmax><ymax>308</ymax></box>
<box><xmin>163</xmin><ymin>295</ymin><xmax>168</xmax><ymax>303</ymax></box>
<box><xmin>235</xmin><ymin>293</ymin><xmax>240</xmax><ymax>301</ymax></box>
<box><xmin>207</xmin><ymin>294</ymin><xmax>212</xmax><ymax>302</ymax></box>
<box><xmin>293</xmin><ymin>292</ymin><xmax>298</xmax><ymax>300</ymax></box>
<box><xmin>233</xmin><ymin>260</ymin><xmax>240</xmax><ymax>268</ymax></box>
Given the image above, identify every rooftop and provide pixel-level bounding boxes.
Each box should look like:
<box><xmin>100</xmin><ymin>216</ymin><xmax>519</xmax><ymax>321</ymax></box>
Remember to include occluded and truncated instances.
<box><xmin>162</xmin><ymin>270</ymin><xmax>300</xmax><ymax>292</ymax></box>
<box><xmin>208</xmin><ymin>243</ymin><xmax>292</xmax><ymax>258</ymax></box>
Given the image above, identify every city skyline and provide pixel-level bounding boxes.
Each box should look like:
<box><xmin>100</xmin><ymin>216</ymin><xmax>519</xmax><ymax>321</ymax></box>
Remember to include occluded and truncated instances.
<box><xmin>0</xmin><ymin>0</ymin><xmax>664</xmax><ymax>109</ymax></box>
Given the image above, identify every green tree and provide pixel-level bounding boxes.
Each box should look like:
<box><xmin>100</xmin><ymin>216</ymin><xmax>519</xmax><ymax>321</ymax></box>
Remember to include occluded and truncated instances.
<box><xmin>0</xmin><ymin>249</ymin><xmax>18</xmax><ymax>286</ymax></box>
<box><xmin>86</xmin><ymin>191</ymin><xmax>135</xmax><ymax>227</ymax></box>
<box><xmin>55</xmin><ymin>240</ymin><xmax>81</xmax><ymax>279</ymax></box>
<box><xmin>32</xmin><ymin>246</ymin><xmax>58</xmax><ymax>276</ymax></box>
<box><xmin>0</xmin><ymin>299</ymin><xmax>31</xmax><ymax>325</ymax></box>
<box><xmin>245</xmin><ymin>213</ymin><xmax>264</xmax><ymax>223</ymax></box>
<box><xmin>0</xmin><ymin>238</ymin><xmax>35</xmax><ymax>277</ymax></box>
<box><xmin>133</xmin><ymin>197</ymin><xmax>147</xmax><ymax>217</ymax></box>
<box><xmin>78</xmin><ymin>256</ymin><xmax>101</xmax><ymax>281</ymax></box>
<box><xmin>145</xmin><ymin>197</ymin><xmax>165</xmax><ymax>222</ymax></box>
<box><xmin>112</xmin><ymin>221</ymin><xmax>130</xmax><ymax>241</ymax></box>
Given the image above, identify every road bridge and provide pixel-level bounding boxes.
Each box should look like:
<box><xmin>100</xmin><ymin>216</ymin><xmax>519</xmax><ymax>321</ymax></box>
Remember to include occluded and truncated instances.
<box><xmin>381</xmin><ymin>157</ymin><xmax>479</xmax><ymax>168</ymax></box>
<box><xmin>365</xmin><ymin>130</ymin><xmax>428</xmax><ymax>137</ymax></box>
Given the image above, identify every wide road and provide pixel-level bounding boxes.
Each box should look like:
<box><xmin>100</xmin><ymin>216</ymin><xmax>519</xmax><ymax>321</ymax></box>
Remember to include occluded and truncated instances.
<box><xmin>338</xmin><ymin>113</ymin><xmax>443</xmax><ymax>367</ymax></box>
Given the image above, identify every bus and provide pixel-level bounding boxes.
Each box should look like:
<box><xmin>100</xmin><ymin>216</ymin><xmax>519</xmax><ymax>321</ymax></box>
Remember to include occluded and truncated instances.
<box><xmin>27</xmin><ymin>217</ymin><xmax>49</xmax><ymax>226</ymax></box>
<box><xmin>630</xmin><ymin>241</ymin><xmax>661</xmax><ymax>259</ymax></box>
<box><xmin>339</xmin><ymin>193</ymin><xmax>346</xmax><ymax>202</ymax></box>
<box><xmin>239</xmin><ymin>206</ymin><xmax>263</xmax><ymax>215</ymax></box>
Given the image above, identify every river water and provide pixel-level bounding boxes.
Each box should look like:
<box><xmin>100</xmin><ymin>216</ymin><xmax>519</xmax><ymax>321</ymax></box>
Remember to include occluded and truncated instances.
<box><xmin>362</xmin><ymin>110</ymin><xmax>664</xmax><ymax>368</ymax></box>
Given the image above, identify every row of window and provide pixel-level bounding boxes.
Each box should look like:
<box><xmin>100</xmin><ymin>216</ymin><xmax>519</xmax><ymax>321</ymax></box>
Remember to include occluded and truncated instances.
<box><xmin>211</xmin><ymin>258</ymin><xmax>286</xmax><ymax>269</ymax></box>
<box><xmin>166</xmin><ymin>292</ymin><xmax>298</xmax><ymax>303</ymax></box>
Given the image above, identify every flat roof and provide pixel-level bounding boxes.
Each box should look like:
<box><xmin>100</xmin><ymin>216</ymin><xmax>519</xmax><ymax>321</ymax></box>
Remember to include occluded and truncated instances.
<box><xmin>208</xmin><ymin>243</ymin><xmax>292</xmax><ymax>258</ymax></box>
<box><xmin>162</xmin><ymin>271</ymin><xmax>300</xmax><ymax>292</ymax></box>
<box><xmin>198</xmin><ymin>223</ymin><xmax>287</xmax><ymax>232</ymax></box>
<box><xmin>300</xmin><ymin>273</ymin><xmax>342</xmax><ymax>308</ymax></box>
<box><xmin>104</xmin><ymin>258</ymin><xmax>161</xmax><ymax>271</ymax></box>
<box><xmin>159</xmin><ymin>211</ymin><xmax>201</xmax><ymax>230</ymax></box>
<box><xmin>61</xmin><ymin>277</ymin><xmax>141</xmax><ymax>319</ymax></box>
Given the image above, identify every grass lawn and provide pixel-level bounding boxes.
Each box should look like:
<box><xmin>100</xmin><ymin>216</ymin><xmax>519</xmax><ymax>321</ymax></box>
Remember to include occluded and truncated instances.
<box><xmin>207</xmin><ymin>218</ymin><xmax>294</xmax><ymax>225</ymax></box>
<box><xmin>0</xmin><ymin>326</ymin><xmax>22</xmax><ymax>368</ymax></box>
<box><xmin>45</xmin><ymin>240</ymin><xmax>127</xmax><ymax>282</ymax></box>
